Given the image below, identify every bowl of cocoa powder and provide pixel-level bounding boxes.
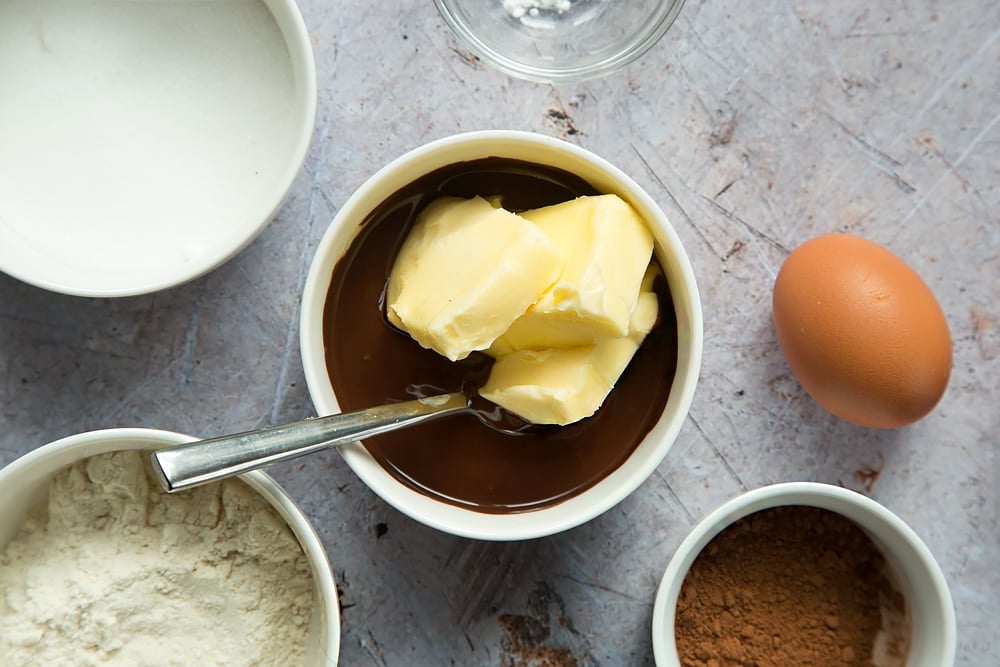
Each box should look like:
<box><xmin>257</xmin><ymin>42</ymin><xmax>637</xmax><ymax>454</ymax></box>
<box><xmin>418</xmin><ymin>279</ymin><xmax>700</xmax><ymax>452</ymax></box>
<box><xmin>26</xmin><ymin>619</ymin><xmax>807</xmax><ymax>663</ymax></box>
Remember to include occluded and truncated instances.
<box><xmin>652</xmin><ymin>482</ymin><xmax>955</xmax><ymax>667</ymax></box>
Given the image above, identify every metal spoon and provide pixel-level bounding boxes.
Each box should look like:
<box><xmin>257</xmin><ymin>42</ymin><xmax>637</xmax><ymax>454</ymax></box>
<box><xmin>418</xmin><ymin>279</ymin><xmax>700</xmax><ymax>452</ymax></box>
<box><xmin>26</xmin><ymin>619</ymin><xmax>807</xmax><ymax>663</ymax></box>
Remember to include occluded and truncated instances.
<box><xmin>151</xmin><ymin>392</ymin><xmax>474</xmax><ymax>493</ymax></box>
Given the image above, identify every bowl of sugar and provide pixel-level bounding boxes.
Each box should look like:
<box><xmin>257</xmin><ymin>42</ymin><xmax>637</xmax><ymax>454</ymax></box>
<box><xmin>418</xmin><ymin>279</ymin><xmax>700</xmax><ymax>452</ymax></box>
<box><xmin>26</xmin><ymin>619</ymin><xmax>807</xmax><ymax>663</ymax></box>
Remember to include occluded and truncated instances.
<box><xmin>0</xmin><ymin>0</ymin><xmax>316</xmax><ymax>296</ymax></box>
<box><xmin>0</xmin><ymin>428</ymin><xmax>340</xmax><ymax>665</ymax></box>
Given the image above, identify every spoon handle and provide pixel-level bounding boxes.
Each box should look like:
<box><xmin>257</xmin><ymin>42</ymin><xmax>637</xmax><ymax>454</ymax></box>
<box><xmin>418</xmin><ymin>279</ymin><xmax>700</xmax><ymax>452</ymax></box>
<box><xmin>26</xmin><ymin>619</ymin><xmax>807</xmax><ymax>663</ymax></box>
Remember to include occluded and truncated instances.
<box><xmin>150</xmin><ymin>392</ymin><xmax>468</xmax><ymax>493</ymax></box>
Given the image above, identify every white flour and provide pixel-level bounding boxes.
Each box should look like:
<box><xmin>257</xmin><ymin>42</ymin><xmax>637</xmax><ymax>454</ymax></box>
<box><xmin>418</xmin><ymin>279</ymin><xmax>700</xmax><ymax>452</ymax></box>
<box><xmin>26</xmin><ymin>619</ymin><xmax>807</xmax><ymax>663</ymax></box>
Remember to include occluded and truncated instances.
<box><xmin>503</xmin><ymin>0</ymin><xmax>573</xmax><ymax>20</ymax></box>
<box><xmin>0</xmin><ymin>451</ymin><xmax>315</xmax><ymax>667</ymax></box>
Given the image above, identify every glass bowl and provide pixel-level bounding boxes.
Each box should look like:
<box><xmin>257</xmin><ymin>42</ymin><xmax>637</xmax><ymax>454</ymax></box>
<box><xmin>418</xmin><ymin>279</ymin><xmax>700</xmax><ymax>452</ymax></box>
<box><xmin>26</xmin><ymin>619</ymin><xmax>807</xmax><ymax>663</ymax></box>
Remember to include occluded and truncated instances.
<box><xmin>433</xmin><ymin>0</ymin><xmax>686</xmax><ymax>83</ymax></box>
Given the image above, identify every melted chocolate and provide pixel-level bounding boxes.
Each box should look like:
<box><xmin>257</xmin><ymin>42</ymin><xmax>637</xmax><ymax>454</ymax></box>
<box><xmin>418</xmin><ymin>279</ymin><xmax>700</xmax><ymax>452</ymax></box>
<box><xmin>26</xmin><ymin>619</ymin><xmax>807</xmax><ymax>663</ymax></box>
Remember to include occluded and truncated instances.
<box><xmin>321</xmin><ymin>158</ymin><xmax>678</xmax><ymax>513</ymax></box>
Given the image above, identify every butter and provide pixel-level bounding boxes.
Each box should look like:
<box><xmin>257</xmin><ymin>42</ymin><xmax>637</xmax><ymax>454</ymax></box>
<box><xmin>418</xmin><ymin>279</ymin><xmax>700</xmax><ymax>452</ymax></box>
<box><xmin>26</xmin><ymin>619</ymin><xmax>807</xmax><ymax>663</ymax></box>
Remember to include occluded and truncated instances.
<box><xmin>479</xmin><ymin>343</ymin><xmax>638</xmax><ymax>426</ymax></box>
<box><xmin>488</xmin><ymin>194</ymin><xmax>654</xmax><ymax>355</ymax></box>
<box><xmin>629</xmin><ymin>262</ymin><xmax>661</xmax><ymax>338</ymax></box>
<box><xmin>481</xmin><ymin>265</ymin><xmax>660</xmax><ymax>425</ymax></box>
<box><xmin>386</xmin><ymin>196</ymin><xmax>563</xmax><ymax>361</ymax></box>
<box><xmin>386</xmin><ymin>191</ymin><xmax>662</xmax><ymax>425</ymax></box>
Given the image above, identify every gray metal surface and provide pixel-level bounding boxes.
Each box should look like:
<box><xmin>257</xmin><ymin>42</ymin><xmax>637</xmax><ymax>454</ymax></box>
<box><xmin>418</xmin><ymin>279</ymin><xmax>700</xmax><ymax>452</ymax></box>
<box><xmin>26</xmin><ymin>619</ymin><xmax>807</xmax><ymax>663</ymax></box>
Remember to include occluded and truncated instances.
<box><xmin>1</xmin><ymin>1</ymin><xmax>996</xmax><ymax>664</ymax></box>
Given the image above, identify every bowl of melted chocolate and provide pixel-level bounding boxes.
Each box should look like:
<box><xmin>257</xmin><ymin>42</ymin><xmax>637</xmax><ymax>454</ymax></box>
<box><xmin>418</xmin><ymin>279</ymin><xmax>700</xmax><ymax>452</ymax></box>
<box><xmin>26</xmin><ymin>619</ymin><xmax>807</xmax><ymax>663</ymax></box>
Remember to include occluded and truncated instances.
<box><xmin>300</xmin><ymin>131</ymin><xmax>703</xmax><ymax>539</ymax></box>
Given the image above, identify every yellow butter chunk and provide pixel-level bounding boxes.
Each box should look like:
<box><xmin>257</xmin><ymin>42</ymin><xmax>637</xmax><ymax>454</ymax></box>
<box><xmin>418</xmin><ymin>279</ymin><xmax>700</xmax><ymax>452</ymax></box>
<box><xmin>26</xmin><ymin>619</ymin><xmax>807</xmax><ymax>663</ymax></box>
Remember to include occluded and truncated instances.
<box><xmin>488</xmin><ymin>194</ymin><xmax>654</xmax><ymax>355</ymax></box>
<box><xmin>386</xmin><ymin>196</ymin><xmax>563</xmax><ymax>361</ymax></box>
<box><xmin>481</xmin><ymin>267</ymin><xmax>660</xmax><ymax>425</ymax></box>
<box><xmin>628</xmin><ymin>262</ymin><xmax>661</xmax><ymax>339</ymax></box>
<box><xmin>480</xmin><ymin>342</ymin><xmax>638</xmax><ymax>426</ymax></box>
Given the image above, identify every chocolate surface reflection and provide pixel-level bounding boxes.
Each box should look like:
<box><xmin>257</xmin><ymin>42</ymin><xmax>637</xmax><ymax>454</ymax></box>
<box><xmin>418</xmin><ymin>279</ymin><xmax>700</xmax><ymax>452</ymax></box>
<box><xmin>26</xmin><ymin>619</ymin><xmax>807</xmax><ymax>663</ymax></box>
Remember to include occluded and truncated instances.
<box><xmin>322</xmin><ymin>158</ymin><xmax>678</xmax><ymax>513</ymax></box>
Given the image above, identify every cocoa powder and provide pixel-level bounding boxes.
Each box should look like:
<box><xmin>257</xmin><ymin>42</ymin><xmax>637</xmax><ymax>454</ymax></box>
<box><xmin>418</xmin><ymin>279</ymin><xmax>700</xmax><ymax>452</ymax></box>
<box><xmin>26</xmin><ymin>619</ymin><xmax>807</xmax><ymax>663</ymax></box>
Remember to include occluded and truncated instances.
<box><xmin>674</xmin><ymin>506</ymin><xmax>909</xmax><ymax>667</ymax></box>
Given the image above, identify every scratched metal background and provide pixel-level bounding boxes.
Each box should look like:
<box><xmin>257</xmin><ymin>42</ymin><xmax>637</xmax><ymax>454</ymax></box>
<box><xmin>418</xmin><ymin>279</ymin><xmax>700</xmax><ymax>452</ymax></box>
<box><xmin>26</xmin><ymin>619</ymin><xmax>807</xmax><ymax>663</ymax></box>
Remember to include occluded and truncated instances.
<box><xmin>1</xmin><ymin>0</ymin><xmax>997</xmax><ymax>664</ymax></box>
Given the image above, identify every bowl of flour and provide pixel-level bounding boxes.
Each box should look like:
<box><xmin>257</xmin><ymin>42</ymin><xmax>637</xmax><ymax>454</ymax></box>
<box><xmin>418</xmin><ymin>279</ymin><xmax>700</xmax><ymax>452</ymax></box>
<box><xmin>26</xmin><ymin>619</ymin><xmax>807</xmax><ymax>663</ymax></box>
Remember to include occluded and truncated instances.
<box><xmin>0</xmin><ymin>428</ymin><xmax>340</xmax><ymax>666</ymax></box>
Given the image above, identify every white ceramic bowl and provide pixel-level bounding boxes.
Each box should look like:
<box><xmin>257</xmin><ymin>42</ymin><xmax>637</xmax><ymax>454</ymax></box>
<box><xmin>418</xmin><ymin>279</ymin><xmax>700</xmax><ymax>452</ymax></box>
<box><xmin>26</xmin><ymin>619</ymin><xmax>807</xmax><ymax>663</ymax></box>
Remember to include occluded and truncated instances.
<box><xmin>300</xmin><ymin>130</ymin><xmax>703</xmax><ymax>541</ymax></box>
<box><xmin>0</xmin><ymin>0</ymin><xmax>316</xmax><ymax>296</ymax></box>
<box><xmin>434</xmin><ymin>0</ymin><xmax>686</xmax><ymax>83</ymax></box>
<box><xmin>0</xmin><ymin>428</ymin><xmax>340</xmax><ymax>666</ymax></box>
<box><xmin>652</xmin><ymin>482</ymin><xmax>956</xmax><ymax>667</ymax></box>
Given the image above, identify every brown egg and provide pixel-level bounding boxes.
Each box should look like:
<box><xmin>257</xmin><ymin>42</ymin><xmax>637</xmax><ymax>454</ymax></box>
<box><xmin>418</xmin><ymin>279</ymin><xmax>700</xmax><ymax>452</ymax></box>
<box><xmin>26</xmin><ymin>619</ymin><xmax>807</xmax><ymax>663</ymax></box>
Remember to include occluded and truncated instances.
<box><xmin>772</xmin><ymin>234</ymin><xmax>951</xmax><ymax>429</ymax></box>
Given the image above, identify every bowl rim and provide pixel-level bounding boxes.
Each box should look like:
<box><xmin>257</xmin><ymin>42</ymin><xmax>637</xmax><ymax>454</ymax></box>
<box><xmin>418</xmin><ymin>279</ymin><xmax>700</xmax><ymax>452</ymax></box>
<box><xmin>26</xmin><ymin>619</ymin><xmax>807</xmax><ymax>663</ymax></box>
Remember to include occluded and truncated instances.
<box><xmin>0</xmin><ymin>427</ymin><xmax>340</xmax><ymax>666</ymax></box>
<box><xmin>0</xmin><ymin>0</ymin><xmax>317</xmax><ymax>297</ymax></box>
<box><xmin>432</xmin><ymin>0</ymin><xmax>687</xmax><ymax>83</ymax></box>
<box><xmin>650</xmin><ymin>481</ymin><xmax>957</xmax><ymax>666</ymax></box>
<box><xmin>300</xmin><ymin>129</ymin><xmax>704</xmax><ymax>541</ymax></box>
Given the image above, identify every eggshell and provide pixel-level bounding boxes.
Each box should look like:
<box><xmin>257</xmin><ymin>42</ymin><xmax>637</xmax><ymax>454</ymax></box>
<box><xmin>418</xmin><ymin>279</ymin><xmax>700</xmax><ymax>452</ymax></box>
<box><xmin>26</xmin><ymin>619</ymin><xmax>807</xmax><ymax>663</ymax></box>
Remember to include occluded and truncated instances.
<box><xmin>772</xmin><ymin>234</ymin><xmax>951</xmax><ymax>429</ymax></box>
